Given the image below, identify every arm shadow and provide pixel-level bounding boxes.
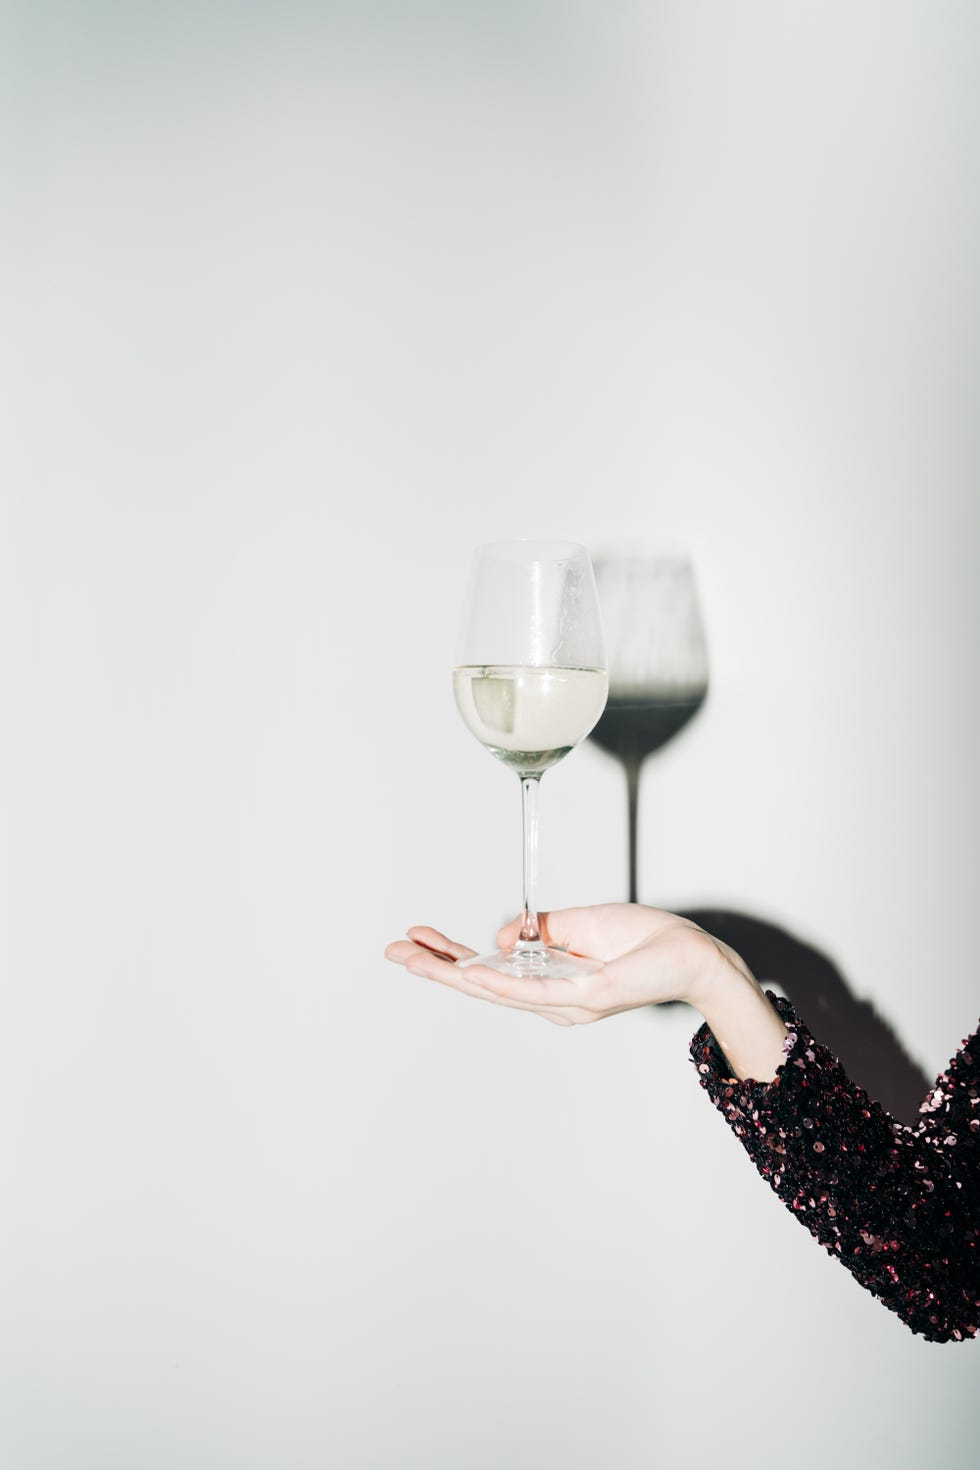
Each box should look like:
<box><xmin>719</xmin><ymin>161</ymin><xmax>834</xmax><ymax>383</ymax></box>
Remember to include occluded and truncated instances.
<box><xmin>676</xmin><ymin>908</ymin><xmax>932</xmax><ymax>1125</ymax></box>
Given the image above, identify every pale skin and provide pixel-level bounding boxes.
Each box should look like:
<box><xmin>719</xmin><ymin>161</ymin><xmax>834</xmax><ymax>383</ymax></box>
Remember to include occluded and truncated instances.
<box><xmin>385</xmin><ymin>903</ymin><xmax>789</xmax><ymax>1084</ymax></box>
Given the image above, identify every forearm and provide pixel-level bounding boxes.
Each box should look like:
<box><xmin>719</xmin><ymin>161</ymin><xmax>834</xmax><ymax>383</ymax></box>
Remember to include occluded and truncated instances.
<box><xmin>687</xmin><ymin>950</ymin><xmax>788</xmax><ymax>1083</ymax></box>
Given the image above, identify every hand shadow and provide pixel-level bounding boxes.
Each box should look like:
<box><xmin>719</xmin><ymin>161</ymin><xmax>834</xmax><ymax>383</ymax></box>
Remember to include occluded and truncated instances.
<box><xmin>677</xmin><ymin>908</ymin><xmax>932</xmax><ymax>1125</ymax></box>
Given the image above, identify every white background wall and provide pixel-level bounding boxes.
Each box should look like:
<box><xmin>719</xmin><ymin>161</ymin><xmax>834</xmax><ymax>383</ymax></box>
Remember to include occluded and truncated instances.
<box><xmin>6</xmin><ymin>3</ymin><xmax>980</xmax><ymax>1467</ymax></box>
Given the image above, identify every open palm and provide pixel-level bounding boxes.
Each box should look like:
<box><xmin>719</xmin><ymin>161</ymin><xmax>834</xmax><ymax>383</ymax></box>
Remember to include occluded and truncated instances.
<box><xmin>385</xmin><ymin>904</ymin><xmax>738</xmax><ymax>1027</ymax></box>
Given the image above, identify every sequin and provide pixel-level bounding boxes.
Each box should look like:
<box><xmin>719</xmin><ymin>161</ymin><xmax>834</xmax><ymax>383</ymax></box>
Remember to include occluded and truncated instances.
<box><xmin>690</xmin><ymin>994</ymin><xmax>980</xmax><ymax>1344</ymax></box>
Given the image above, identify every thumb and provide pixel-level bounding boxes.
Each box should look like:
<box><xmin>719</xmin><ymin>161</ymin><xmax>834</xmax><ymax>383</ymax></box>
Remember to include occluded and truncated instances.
<box><xmin>496</xmin><ymin>908</ymin><xmax>597</xmax><ymax>955</ymax></box>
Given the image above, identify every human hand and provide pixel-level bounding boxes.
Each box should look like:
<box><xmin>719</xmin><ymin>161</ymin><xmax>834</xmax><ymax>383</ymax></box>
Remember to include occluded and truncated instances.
<box><xmin>384</xmin><ymin>904</ymin><xmax>750</xmax><ymax>1027</ymax></box>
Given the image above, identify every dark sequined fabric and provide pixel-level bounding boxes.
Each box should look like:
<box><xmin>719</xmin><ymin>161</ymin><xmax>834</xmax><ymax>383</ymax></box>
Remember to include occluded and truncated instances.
<box><xmin>691</xmin><ymin>994</ymin><xmax>980</xmax><ymax>1343</ymax></box>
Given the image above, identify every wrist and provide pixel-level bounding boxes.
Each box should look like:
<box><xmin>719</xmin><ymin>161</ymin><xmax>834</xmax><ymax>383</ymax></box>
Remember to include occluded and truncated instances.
<box><xmin>695</xmin><ymin>967</ymin><xmax>788</xmax><ymax>1084</ymax></box>
<box><xmin>677</xmin><ymin>930</ymin><xmax>788</xmax><ymax>1082</ymax></box>
<box><xmin>681</xmin><ymin>932</ymin><xmax>747</xmax><ymax>1017</ymax></box>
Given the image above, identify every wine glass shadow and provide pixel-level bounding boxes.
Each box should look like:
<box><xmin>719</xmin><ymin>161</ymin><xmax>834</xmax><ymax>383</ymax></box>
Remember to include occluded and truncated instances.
<box><xmin>589</xmin><ymin>556</ymin><xmax>709</xmax><ymax>905</ymax></box>
<box><xmin>675</xmin><ymin>908</ymin><xmax>932</xmax><ymax>1125</ymax></box>
<box><xmin>586</xmin><ymin>553</ymin><xmax>931</xmax><ymax>1121</ymax></box>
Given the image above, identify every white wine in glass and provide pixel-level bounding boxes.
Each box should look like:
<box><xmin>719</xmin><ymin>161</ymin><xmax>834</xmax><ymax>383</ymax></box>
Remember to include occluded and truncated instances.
<box><xmin>453</xmin><ymin>542</ymin><xmax>608</xmax><ymax>978</ymax></box>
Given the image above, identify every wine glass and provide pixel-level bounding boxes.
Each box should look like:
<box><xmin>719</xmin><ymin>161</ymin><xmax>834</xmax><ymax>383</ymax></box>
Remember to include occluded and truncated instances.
<box><xmin>453</xmin><ymin>541</ymin><xmax>608</xmax><ymax>977</ymax></box>
<box><xmin>589</xmin><ymin>556</ymin><xmax>709</xmax><ymax>904</ymax></box>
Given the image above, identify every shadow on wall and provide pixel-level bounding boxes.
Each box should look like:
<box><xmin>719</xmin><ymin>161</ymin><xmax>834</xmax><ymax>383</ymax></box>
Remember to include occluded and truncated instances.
<box><xmin>675</xmin><ymin>908</ymin><xmax>932</xmax><ymax>1126</ymax></box>
<box><xmin>590</xmin><ymin>552</ymin><xmax>932</xmax><ymax>1124</ymax></box>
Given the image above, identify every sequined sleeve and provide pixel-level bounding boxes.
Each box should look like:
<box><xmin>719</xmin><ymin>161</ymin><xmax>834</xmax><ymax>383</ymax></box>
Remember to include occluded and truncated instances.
<box><xmin>690</xmin><ymin>994</ymin><xmax>980</xmax><ymax>1343</ymax></box>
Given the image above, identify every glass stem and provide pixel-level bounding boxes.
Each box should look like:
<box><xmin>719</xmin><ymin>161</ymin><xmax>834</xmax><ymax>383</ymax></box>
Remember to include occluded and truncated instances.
<box><xmin>518</xmin><ymin>774</ymin><xmax>542</xmax><ymax>945</ymax></box>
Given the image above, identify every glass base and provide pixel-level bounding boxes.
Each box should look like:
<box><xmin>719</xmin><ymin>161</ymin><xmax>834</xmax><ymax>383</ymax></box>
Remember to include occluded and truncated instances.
<box><xmin>457</xmin><ymin>942</ymin><xmax>603</xmax><ymax>979</ymax></box>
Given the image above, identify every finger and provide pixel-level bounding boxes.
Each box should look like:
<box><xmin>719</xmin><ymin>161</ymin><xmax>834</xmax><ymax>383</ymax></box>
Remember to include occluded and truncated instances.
<box><xmin>406</xmin><ymin>926</ymin><xmax>478</xmax><ymax>963</ymax></box>
<box><xmin>385</xmin><ymin>939</ymin><xmax>427</xmax><ymax>966</ymax></box>
<box><xmin>385</xmin><ymin>939</ymin><xmax>475</xmax><ymax>977</ymax></box>
<box><xmin>387</xmin><ymin>942</ymin><xmax>509</xmax><ymax>1001</ymax></box>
